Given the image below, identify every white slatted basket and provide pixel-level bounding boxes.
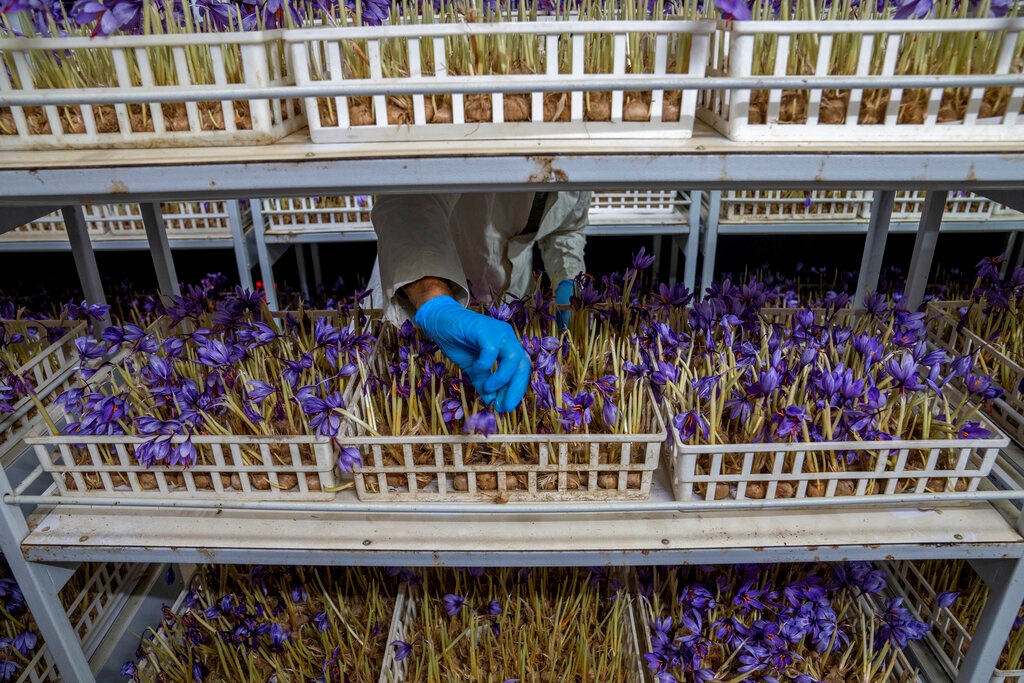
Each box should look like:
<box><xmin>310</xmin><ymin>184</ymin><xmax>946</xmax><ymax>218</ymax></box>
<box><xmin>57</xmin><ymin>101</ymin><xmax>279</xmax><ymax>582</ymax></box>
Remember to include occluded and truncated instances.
<box><xmin>0</xmin><ymin>320</ymin><xmax>87</xmax><ymax>466</ymax></box>
<box><xmin>927</xmin><ymin>301</ymin><xmax>1024</xmax><ymax>446</ymax></box>
<box><xmin>588</xmin><ymin>189</ymin><xmax>687</xmax><ymax>224</ymax></box>
<box><xmin>698</xmin><ymin>18</ymin><xmax>1024</xmax><ymax>142</ymax></box>
<box><xmin>286</xmin><ymin>20</ymin><xmax>714</xmax><ymax>143</ymax></box>
<box><xmin>260</xmin><ymin>195</ymin><xmax>374</xmax><ymax>234</ymax></box>
<box><xmin>25</xmin><ymin>434</ymin><xmax>340</xmax><ymax>501</ymax></box>
<box><xmin>0</xmin><ymin>202</ymin><xmax>246</xmax><ymax>241</ymax></box>
<box><xmin>0</xmin><ymin>30</ymin><xmax>302</xmax><ymax>149</ymax></box>
<box><xmin>667</xmin><ymin>398</ymin><xmax>1008</xmax><ymax>503</ymax></box>
<box><xmin>13</xmin><ymin>562</ymin><xmax>146</xmax><ymax>683</ymax></box>
<box><xmin>884</xmin><ymin>560</ymin><xmax>1024</xmax><ymax>683</ymax></box>
<box><xmin>717</xmin><ymin>189</ymin><xmax>869</xmax><ymax>222</ymax></box>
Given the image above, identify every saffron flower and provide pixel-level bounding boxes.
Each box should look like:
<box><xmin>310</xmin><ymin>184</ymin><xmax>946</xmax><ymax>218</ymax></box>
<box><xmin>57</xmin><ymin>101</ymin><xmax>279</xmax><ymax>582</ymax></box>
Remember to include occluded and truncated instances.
<box><xmin>557</xmin><ymin>391</ymin><xmax>594</xmax><ymax>431</ymax></box>
<box><xmin>464</xmin><ymin>410</ymin><xmax>498</xmax><ymax>436</ymax></box>
<box><xmin>337</xmin><ymin>446</ymin><xmax>363</xmax><ymax>472</ymax></box>
<box><xmin>443</xmin><ymin>593</ymin><xmax>466</xmax><ymax>616</ymax></box>
<box><xmin>391</xmin><ymin>640</ymin><xmax>413</xmax><ymax>661</ymax></box>
<box><xmin>714</xmin><ymin>0</ymin><xmax>751</xmax><ymax>20</ymax></box>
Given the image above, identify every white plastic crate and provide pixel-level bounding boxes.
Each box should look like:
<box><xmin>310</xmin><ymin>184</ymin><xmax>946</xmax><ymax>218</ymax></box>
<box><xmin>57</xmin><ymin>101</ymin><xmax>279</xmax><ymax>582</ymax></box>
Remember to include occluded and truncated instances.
<box><xmin>884</xmin><ymin>560</ymin><xmax>1024</xmax><ymax>683</ymax></box>
<box><xmin>352</xmin><ymin>426</ymin><xmax>664</xmax><ymax>502</ymax></box>
<box><xmin>588</xmin><ymin>189</ymin><xmax>687</xmax><ymax>224</ymax></box>
<box><xmin>667</xmin><ymin>397</ymin><xmax>1008</xmax><ymax>502</ymax></box>
<box><xmin>0</xmin><ymin>320</ymin><xmax>86</xmax><ymax>466</ymax></box>
<box><xmin>260</xmin><ymin>195</ymin><xmax>374</xmax><ymax>234</ymax></box>
<box><xmin>927</xmin><ymin>301</ymin><xmax>1024</xmax><ymax>446</ymax></box>
<box><xmin>698</xmin><ymin>18</ymin><xmax>1024</xmax><ymax>142</ymax></box>
<box><xmin>0</xmin><ymin>202</ymin><xmax>245</xmax><ymax>242</ymax></box>
<box><xmin>380</xmin><ymin>576</ymin><xmax>646</xmax><ymax>683</ymax></box>
<box><xmin>25</xmin><ymin>434</ymin><xmax>341</xmax><ymax>501</ymax></box>
<box><xmin>286</xmin><ymin>20</ymin><xmax>714</xmax><ymax>143</ymax></box>
<box><xmin>351</xmin><ymin>383</ymin><xmax>665</xmax><ymax>502</ymax></box>
<box><xmin>0</xmin><ymin>31</ymin><xmax>302</xmax><ymax>149</ymax></box>
<box><xmin>718</xmin><ymin>190</ymin><xmax>869</xmax><ymax>222</ymax></box>
<box><xmin>879</xmin><ymin>191</ymin><xmax>995</xmax><ymax>222</ymax></box>
<box><xmin>13</xmin><ymin>562</ymin><xmax>146</xmax><ymax>683</ymax></box>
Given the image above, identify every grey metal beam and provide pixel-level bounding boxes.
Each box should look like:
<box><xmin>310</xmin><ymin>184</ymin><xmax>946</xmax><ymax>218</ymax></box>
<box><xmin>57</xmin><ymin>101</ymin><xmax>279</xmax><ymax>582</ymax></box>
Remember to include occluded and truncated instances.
<box><xmin>957</xmin><ymin>558</ymin><xmax>1024</xmax><ymax>683</ymax></box>
<box><xmin>0</xmin><ymin>206</ymin><xmax>58</xmax><ymax>234</ymax></box>
<box><xmin>310</xmin><ymin>243</ymin><xmax>323</xmax><ymax>290</ymax></box>
<box><xmin>5</xmin><ymin>153</ymin><xmax>1024</xmax><ymax>205</ymax></box>
<box><xmin>61</xmin><ymin>205</ymin><xmax>109</xmax><ymax>329</ymax></box>
<box><xmin>140</xmin><ymin>202</ymin><xmax>180</xmax><ymax>298</ymax></box>
<box><xmin>684</xmin><ymin>191</ymin><xmax>700</xmax><ymax>295</ymax></box>
<box><xmin>249</xmin><ymin>199</ymin><xmax>280</xmax><ymax>311</ymax></box>
<box><xmin>227</xmin><ymin>200</ymin><xmax>254</xmax><ymax>291</ymax></box>
<box><xmin>700</xmin><ymin>190</ymin><xmax>721</xmax><ymax>297</ymax></box>
<box><xmin>903</xmin><ymin>190</ymin><xmax>947</xmax><ymax>311</ymax></box>
<box><xmin>854</xmin><ymin>191</ymin><xmax>894</xmax><ymax>309</ymax></box>
<box><xmin>0</xmin><ymin>468</ymin><xmax>95</xmax><ymax>683</ymax></box>
<box><xmin>296</xmin><ymin>243</ymin><xmax>310</xmax><ymax>299</ymax></box>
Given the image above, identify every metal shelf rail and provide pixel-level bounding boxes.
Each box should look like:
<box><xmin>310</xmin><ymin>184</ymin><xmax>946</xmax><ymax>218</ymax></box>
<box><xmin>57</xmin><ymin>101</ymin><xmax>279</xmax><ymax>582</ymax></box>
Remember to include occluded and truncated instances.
<box><xmin>698</xmin><ymin>189</ymin><xmax>1024</xmax><ymax>297</ymax></box>
<box><xmin>3</xmin><ymin>133</ymin><xmax>1024</xmax><ymax>682</ymax></box>
<box><xmin>0</xmin><ymin>201</ymin><xmax>257</xmax><ymax>292</ymax></box>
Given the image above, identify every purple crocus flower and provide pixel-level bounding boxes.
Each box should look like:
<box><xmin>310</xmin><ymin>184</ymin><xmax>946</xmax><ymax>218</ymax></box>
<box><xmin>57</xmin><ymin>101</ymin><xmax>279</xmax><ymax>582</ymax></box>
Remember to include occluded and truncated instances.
<box><xmin>443</xmin><ymin>594</ymin><xmax>466</xmax><ymax>616</ymax></box>
<box><xmin>958</xmin><ymin>421</ymin><xmax>991</xmax><ymax>440</ymax></box>
<box><xmin>193</xmin><ymin>0</ymin><xmax>242</xmax><ymax>31</ymax></box>
<box><xmin>733</xmin><ymin>580</ymin><xmax>766</xmax><ymax>613</ymax></box>
<box><xmin>295</xmin><ymin>387</ymin><xmax>348</xmax><ymax>438</ymax></box>
<box><xmin>391</xmin><ymin>640</ymin><xmax>413</xmax><ymax>661</ymax></box>
<box><xmin>589</xmin><ymin>375</ymin><xmax>618</xmax><ymax>398</ymax></box>
<box><xmin>531</xmin><ymin>380</ymin><xmax>555</xmax><ymax>411</ymax></box>
<box><xmin>632</xmin><ymin>247</ymin><xmax>656</xmax><ymax>270</ymax></box>
<box><xmin>10</xmin><ymin>631</ymin><xmax>36</xmax><ymax>657</ymax></box>
<box><xmin>975</xmin><ymin>254</ymin><xmax>1005</xmax><ymax>282</ymax></box>
<box><xmin>247</xmin><ymin>380</ymin><xmax>276</xmax><ymax>403</ymax></box>
<box><xmin>311</xmin><ymin>610</ymin><xmax>327</xmax><ymax>634</ymax></box>
<box><xmin>195</xmin><ymin>338</ymin><xmax>245</xmax><ymax>368</ymax></box>
<box><xmin>714</xmin><ymin>0</ymin><xmax>751</xmax><ymax>19</ymax></box>
<box><xmin>74</xmin><ymin>336</ymin><xmax>110</xmax><ymax>362</ymax></box>
<box><xmin>464</xmin><ymin>410</ymin><xmax>497</xmax><ymax>436</ymax></box>
<box><xmin>673</xmin><ymin>410</ymin><xmax>710</xmax><ymax>442</ymax></box>
<box><xmin>269</xmin><ymin>623</ymin><xmax>290</xmax><ymax>647</ymax></box>
<box><xmin>0</xmin><ymin>659</ymin><xmax>19</xmax><ymax>682</ymax></box>
<box><xmin>441</xmin><ymin>398</ymin><xmax>464</xmax><ymax>423</ymax></box>
<box><xmin>119</xmin><ymin>661</ymin><xmax>136</xmax><ymax>680</ymax></box>
<box><xmin>894</xmin><ymin>0</ymin><xmax>933</xmax><ymax>18</ymax></box>
<box><xmin>337</xmin><ymin>446</ymin><xmax>362</xmax><ymax>472</ymax></box>
<box><xmin>885</xmin><ymin>354</ymin><xmax>925</xmax><ymax>392</ymax></box>
<box><xmin>935</xmin><ymin>591</ymin><xmax>959</xmax><ymax>609</ymax></box>
<box><xmin>557</xmin><ymin>391</ymin><xmax>594</xmax><ymax>431</ymax></box>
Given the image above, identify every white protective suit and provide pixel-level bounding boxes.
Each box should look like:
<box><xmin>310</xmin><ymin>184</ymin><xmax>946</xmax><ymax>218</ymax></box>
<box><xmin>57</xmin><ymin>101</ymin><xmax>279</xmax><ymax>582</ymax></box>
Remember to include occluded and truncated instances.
<box><xmin>371</xmin><ymin>192</ymin><xmax>590</xmax><ymax>325</ymax></box>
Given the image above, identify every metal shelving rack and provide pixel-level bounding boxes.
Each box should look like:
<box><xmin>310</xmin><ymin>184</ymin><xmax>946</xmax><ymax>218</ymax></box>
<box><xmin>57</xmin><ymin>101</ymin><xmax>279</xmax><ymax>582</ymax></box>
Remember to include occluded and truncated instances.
<box><xmin>0</xmin><ymin>201</ymin><xmax>258</xmax><ymax>291</ymax></box>
<box><xmin>2</xmin><ymin>128</ymin><xmax>1024</xmax><ymax>683</ymax></box>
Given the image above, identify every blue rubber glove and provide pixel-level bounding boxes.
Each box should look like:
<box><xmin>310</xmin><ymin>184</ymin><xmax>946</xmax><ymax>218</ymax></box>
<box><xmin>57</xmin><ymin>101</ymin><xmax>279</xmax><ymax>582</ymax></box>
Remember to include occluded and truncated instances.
<box><xmin>554</xmin><ymin>279</ymin><xmax>573</xmax><ymax>331</ymax></box>
<box><xmin>413</xmin><ymin>296</ymin><xmax>531</xmax><ymax>413</ymax></box>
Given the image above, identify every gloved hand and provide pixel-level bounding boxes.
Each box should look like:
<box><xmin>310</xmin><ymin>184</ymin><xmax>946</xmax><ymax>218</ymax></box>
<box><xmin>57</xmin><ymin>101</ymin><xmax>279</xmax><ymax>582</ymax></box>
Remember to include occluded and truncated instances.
<box><xmin>413</xmin><ymin>295</ymin><xmax>531</xmax><ymax>413</ymax></box>
<box><xmin>554</xmin><ymin>279</ymin><xmax>574</xmax><ymax>331</ymax></box>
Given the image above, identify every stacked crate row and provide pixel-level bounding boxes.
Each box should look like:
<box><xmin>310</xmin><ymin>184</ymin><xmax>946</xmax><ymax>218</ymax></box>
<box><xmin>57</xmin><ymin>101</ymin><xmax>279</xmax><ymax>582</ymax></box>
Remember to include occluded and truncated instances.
<box><xmin>1</xmin><ymin>18</ymin><xmax>1022</xmax><ymax>149</ymax></box>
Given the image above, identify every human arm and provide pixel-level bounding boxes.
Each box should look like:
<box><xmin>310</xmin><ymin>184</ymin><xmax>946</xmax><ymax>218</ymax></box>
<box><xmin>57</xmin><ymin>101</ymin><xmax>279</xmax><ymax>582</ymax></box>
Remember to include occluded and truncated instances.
<box><xmin>538</xmin><ymin>192</ymin><xmax>589</xmax><ymax>329</ymax></box>
<box><xmin>376</xmin><ymin>195</ymin><xmax>531</xmax><ymax>412</ymax></box>
<box><xmin>371</xmin><ymin>194</ymin><xmax>468</xmax><ymax>325</ymax></box>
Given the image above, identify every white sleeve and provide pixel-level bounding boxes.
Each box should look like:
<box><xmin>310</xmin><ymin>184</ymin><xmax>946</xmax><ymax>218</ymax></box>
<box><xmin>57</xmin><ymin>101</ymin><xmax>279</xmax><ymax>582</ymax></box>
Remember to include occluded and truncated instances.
<box><xmin>537</xmin><ymin>191</ymin><xmax>589</xmax><ymax>285</ymax></box>
<box><xmin>371</xmin><ymin>194</ymin><xmax>469</xmax><ymax>325</ymax></box>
